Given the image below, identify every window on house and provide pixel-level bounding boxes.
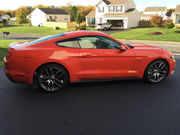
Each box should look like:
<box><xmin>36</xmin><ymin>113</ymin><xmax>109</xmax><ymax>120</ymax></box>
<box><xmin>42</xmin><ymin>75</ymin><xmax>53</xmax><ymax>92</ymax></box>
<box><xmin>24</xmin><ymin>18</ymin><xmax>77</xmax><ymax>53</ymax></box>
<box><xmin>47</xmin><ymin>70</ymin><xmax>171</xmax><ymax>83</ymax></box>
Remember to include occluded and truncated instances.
<box><xmin>116</xmin><ymin>6</ymin><xmax>123</xmax><ymax>12</ymax></box>
<box><xmin>109</xmin><ymin>6</ymin><xmax>114</xmax><ymax>12</ymax></box>
<box><xmin>176</xmin><ymin>14</ymin><xmax>180</xmax><ymax>24</ymax></box>
<box><xmin>64</xmin><ymin>17</ymin><xmax>68</xmax><ymax>21</ymax></box>
<box><xmin>98</xmin><ymin>7</ymin><xmax>104</xmax><ymax>13</ymax></box>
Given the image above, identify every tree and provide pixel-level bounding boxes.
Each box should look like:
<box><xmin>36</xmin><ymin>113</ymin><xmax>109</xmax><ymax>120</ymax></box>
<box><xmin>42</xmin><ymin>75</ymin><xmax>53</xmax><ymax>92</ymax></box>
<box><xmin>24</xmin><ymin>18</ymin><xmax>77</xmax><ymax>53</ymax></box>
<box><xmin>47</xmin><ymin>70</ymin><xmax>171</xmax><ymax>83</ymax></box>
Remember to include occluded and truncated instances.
<box><xmin>15</xmin><ymin>7</ymin><xmax>29</xmax><ymax>24</ymax></box>
<box><xmin>150</xmin><ymin>15</ymin><xmax>164</xmax><ymax>27</ymax></box>
<box><xmin>2</xmin><ymin>19</ymin><xmax>7</xmax><ymax>25</ymax></box>
<box><xmin>68</xmin><ymin>6</ymin><xmax>78</xmax><ymax>21</ymax></box>
<box><xmin>75</xmin><ymin>11</ymin><xmax>82</xmax><ymax>25</ymax></box>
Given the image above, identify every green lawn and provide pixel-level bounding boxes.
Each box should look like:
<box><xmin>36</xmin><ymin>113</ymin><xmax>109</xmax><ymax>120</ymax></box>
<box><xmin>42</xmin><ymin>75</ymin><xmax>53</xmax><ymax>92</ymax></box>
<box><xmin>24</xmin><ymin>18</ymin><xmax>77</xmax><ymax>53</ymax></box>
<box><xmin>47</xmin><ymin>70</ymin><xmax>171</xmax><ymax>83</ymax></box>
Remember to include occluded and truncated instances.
<box><xmin>0</xmin><ymin>40</ymin><xmax>29</xmax><ymax>67</ymax></box>
<box><xmin>0</xmin><ymin>25</ymin><xmax>76</xmax><ymax>35</ymax></box>
<box><xmin>111</xmin><ymin>28</ymin><xmax>180</xmax><ymax>42</ymax></box>
<box><xmin>0</xmin><ymin>25</ymin><xmax>96</xmax><ymax>35</ymax></box>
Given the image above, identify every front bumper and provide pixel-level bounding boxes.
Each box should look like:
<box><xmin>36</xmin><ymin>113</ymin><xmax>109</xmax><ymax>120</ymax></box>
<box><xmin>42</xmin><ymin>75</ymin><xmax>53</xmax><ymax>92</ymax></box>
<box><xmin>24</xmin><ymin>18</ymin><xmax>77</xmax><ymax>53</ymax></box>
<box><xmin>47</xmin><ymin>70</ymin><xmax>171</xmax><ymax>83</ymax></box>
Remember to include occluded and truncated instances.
<box><xmin>168</xmin><ymin>59</ymin><xmax>176</xmax><ymax>76</ymax></box>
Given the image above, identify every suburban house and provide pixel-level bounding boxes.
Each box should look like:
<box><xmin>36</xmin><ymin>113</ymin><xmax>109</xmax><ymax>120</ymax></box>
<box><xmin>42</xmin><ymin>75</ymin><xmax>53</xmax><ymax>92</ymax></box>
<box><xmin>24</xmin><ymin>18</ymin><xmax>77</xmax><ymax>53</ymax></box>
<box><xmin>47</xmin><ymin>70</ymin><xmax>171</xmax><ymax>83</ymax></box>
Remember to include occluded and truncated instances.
<box><xmin>86</xmin><ymin>0</ymin><xmax>140</xmax><ymax>29</ymax></box>
<box><xmin>86</xmin><ymin>10</ymin><xmax>96</xmax><ymax>26</ymax></box>
<box><xmin>141</xmin><ymin>7</ymin><xmax>167</xmax><ymax>21</ymax></box>
<box><xmin>173</xmin><ymin>5</ymin><xmax>180</xmax><ymax>27</ymax></box>
<box><xmin>0</xmin><ymin>14</ymin><xmax>10</xmax><ymax>22</ymax></box>
<box><xmin>30</xmin><ymin>8</ymin><xmax>70</xmax><ymax>27</ymax></box>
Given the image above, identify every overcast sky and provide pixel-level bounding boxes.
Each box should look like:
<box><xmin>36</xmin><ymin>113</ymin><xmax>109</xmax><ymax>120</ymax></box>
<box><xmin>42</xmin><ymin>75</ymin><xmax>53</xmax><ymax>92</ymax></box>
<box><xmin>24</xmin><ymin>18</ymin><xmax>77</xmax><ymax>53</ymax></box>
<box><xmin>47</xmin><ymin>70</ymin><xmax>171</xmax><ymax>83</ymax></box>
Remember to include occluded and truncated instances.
<box><xmin>1</xmin><ymin>0</ymin><xmax>180</xmax><ymax>11</ymax></box>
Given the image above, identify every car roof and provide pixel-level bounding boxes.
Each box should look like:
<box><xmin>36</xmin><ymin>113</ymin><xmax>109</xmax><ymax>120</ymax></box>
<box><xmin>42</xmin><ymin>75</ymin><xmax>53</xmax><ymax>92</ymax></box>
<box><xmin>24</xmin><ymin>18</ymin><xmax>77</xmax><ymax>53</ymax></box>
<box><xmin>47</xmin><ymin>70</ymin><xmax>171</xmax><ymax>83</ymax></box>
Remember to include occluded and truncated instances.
<box><xmin>64</xmin><ymin>31</ymin><xmax>107</xmax><ymax>37</ymax></box>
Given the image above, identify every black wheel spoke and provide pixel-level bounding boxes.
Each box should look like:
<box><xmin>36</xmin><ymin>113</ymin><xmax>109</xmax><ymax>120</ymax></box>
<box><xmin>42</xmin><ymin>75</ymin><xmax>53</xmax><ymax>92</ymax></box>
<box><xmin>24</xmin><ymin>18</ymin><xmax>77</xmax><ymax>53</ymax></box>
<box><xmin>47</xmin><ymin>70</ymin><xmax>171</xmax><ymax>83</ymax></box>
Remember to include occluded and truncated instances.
<box><xmin>38</xmin><ymin>65</ymin><xmax>66</xmax><ymax>92</ymax></box>
<box><xmin>148</xmin><ymin>61</ymin><xmax>167</xmax><ymax>83</ymax></box>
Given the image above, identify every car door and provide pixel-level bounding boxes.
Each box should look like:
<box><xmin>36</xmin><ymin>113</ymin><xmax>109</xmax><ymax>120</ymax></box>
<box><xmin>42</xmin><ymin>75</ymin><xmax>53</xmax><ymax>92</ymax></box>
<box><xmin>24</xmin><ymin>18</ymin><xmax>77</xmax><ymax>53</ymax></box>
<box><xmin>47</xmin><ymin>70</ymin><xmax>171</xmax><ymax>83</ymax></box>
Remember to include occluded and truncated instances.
<box><xmin>77</xmin><ymin>35</ymin><xmax>135</xmax><ymax>79</ymax></box>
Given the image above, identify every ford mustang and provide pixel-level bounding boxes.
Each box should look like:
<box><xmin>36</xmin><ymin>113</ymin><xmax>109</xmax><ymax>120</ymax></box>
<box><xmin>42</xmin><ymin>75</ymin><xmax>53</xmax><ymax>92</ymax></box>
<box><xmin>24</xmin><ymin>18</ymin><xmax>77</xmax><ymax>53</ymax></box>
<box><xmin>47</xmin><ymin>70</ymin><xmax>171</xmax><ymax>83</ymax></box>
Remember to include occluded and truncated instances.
<box><xmin>3</xmin><ymin>31</ymin><xmax>176</xmax><ymax>92</ymax></box>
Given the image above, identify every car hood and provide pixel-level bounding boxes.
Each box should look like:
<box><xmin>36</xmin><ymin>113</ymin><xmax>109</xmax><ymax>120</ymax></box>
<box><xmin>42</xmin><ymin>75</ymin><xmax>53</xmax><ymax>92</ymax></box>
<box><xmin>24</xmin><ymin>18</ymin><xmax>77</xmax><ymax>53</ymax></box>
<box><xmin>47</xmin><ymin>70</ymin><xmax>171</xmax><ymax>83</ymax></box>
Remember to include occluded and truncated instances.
<box><xmin>128</xmin><ymin>43</ymin><xmax>162</xmax><ymax>50</ymax></box>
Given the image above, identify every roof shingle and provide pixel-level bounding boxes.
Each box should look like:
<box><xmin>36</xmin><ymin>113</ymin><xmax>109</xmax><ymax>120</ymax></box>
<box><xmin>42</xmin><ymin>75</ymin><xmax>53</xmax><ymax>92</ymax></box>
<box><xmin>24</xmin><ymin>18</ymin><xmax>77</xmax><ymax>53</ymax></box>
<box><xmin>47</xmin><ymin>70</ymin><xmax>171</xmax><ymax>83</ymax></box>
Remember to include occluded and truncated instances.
<box><xmin>86</xmin><ymin>10</ymin><xmax>96</xmax><ymax>17</ymax></box>
<box><xmin>39</xmin><ymin>8</ymin><xmax>68</xmax><ymax>15</ymax></box>
<box><xmin>102</xmin><ymin>0</ymin><xmax>128</xmax><ymax>5</ymax></box>
<box><xmin>175</xmin><ymin>5</ymin><xmax>180</xmax><ymax>12</ymax></box>
<box><xmin>144</xmin><ymin>7</ymin><xmax>167</xmax><ymax>12</ymax></box>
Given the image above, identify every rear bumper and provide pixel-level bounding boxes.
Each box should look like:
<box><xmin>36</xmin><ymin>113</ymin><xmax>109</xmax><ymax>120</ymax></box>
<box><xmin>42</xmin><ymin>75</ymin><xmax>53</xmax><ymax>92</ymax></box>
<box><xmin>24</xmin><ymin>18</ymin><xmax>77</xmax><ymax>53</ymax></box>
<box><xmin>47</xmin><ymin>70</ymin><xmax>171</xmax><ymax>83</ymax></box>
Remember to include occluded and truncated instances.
<box><xmin>3</xmin><ymin>57</ymin><xmax>32</xmax><ymax>84</ymax></box>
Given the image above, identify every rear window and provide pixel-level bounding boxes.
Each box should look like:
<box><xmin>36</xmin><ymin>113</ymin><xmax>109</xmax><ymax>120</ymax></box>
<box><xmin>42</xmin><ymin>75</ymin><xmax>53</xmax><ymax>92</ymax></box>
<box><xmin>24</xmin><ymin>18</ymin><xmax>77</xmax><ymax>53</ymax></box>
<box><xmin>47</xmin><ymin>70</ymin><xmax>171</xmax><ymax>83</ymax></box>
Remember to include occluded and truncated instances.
<box><xmin>27</xmin><ymin>33</ymin><xmax>65</xmax><ymax>45</ymax></box>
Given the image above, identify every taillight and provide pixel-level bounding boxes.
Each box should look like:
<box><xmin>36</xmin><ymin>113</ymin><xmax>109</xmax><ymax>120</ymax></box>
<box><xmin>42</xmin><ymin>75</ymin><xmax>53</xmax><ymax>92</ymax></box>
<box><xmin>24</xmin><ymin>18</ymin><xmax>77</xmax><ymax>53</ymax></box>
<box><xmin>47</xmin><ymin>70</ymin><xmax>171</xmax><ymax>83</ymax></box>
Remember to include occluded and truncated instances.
<box><xmin>6</xmin><ymin>52</ymin><xmax>12</xmax><ymax>60</ymax></box>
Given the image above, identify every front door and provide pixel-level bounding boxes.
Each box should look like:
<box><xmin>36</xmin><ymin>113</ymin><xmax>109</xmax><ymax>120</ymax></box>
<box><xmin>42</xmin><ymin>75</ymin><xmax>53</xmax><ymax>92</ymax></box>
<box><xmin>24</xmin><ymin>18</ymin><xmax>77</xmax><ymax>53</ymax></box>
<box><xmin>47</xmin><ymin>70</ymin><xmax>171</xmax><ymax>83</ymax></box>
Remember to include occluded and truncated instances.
<box><xmin>77</xmin><ymin>35</ymin><xmax>135</xmax><ymax>79</ymax></box>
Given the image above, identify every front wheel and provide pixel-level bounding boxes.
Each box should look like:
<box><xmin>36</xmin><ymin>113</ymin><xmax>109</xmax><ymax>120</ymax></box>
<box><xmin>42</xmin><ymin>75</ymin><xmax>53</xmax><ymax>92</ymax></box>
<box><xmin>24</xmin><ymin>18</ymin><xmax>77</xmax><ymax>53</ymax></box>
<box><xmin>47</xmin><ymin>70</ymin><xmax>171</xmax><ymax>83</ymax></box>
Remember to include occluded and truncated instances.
<box><xmin>37</xmin><ymin>64</ymin><xmax>69</xmax><ymax>92</ymax></box>
<box><xmin>144</xmin><ymin>59</ymin><xmax>169</xmax><ymax>83</ymax></box>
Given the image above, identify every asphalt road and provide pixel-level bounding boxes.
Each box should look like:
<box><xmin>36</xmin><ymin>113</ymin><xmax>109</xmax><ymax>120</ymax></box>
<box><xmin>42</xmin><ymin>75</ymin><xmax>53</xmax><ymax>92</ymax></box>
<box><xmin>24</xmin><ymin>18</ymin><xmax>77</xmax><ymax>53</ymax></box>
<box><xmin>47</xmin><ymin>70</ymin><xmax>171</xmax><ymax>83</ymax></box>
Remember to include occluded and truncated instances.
<box><xmin>0</xmin><ymin>58</ymin><xmax>180</xmax><ymax>135</ymax></box>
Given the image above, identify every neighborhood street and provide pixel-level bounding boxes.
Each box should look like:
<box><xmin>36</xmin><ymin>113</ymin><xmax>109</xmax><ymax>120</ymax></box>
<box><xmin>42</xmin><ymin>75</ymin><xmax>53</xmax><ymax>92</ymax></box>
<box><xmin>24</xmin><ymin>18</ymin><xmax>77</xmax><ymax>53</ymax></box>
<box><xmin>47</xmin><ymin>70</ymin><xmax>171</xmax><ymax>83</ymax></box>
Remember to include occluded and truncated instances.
<box><xmin>0</xmin><ymin>58</ymin><xmax>180</xmax><ymax>135</ymax></box>
<box><xmin>121</xmin><ymin>39</ymin><xmax>180</xmax><ymax>55</ymax></box>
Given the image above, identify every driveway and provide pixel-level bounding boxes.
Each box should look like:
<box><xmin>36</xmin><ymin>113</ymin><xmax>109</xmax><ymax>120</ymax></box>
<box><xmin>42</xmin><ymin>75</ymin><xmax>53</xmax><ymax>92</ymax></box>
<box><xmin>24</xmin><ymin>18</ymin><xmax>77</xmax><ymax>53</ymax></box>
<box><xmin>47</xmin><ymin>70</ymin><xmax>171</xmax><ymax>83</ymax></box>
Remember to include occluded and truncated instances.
<box><xmin>121</xmin><ymin>40</ymin><xmax>180</xmax><ymax>55</ymax></box>
<box><xmin>0</xmin><ymin>58</ymin><xmax>180</xmax><ymax>135</ymax></box>
<box><xmin>0</xmin><ymin>33</ymin><xmax>45</xmax><ymax>40</ymax></box>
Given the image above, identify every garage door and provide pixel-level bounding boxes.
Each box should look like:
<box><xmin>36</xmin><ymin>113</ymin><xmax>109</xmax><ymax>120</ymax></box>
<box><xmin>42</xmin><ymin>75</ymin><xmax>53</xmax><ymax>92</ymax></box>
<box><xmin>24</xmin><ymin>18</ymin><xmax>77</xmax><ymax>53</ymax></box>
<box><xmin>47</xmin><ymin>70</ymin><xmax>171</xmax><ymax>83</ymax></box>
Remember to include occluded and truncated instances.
<box><xmin>107</xmin><ymin>20</ymin><xmax>123</xmax><ymax>27</ymax></box>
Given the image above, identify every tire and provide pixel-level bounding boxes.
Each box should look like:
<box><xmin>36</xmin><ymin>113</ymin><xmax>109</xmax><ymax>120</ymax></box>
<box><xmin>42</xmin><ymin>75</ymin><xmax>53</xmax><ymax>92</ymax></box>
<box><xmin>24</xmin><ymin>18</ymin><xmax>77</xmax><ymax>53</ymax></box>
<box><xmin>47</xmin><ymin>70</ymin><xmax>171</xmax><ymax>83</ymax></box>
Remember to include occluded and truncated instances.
<box><xmin>37</xmin><ymin>64</ymin><xmax>69</xmax><ymax>92</ymax></box>
<box><xmin>104</xmin><ymin>27</ymin><xmax>107</xmax><ymax>31</ymax></box>
<box><xmin>144</xmin><ymin>59</ymin><xmax>169</xmax><ymax>83</ymax></box>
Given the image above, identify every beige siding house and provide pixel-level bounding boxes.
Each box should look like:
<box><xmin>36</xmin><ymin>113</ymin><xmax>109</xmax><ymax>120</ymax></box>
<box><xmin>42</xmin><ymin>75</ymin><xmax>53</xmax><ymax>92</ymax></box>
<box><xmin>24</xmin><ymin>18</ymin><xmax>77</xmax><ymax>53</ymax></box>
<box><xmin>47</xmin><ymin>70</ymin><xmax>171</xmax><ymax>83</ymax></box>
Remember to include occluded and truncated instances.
<box><xmin>141</xmin><ymin>7</ymin><xmax>167</xmax><ymax>21</ymax></box>
<box><xmin>86</xmin><ymin>0</ymin><xmax>140</xmax><ymax>29</ymax></box>
<box><xmin>30</xmin><ymin>8</ymin><xmax>70</xmax><ymax>26</ymax></box>
<box><xmin>86</xmin><ymin>10</ymin><xmax>96</xmax><ymax>26</ymax></box>
<box><xmin>174</xmin><ymin>5</ymin><xmax>180</xmax><ymax>27</ymax></box>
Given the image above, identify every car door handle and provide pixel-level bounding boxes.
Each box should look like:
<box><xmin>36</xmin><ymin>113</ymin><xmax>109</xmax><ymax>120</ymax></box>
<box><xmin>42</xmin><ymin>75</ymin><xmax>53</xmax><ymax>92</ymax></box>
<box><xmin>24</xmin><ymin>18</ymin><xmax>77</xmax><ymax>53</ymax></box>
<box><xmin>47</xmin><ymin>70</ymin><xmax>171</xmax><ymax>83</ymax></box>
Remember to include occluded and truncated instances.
<box><xmin>82</xmin><ymin>54</ymin><xmax>94</xmax><ymax>58</ymax></box>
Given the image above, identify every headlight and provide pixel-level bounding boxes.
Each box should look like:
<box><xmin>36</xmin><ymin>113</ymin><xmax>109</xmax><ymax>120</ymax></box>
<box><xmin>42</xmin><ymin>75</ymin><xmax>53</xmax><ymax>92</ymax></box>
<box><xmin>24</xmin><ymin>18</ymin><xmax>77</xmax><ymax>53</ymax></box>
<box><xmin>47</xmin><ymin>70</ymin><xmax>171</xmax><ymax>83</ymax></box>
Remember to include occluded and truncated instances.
<box><xmin>169</xmin><ymin>55</ymin><xmax>175</xmax><ymax>60</ymax></box>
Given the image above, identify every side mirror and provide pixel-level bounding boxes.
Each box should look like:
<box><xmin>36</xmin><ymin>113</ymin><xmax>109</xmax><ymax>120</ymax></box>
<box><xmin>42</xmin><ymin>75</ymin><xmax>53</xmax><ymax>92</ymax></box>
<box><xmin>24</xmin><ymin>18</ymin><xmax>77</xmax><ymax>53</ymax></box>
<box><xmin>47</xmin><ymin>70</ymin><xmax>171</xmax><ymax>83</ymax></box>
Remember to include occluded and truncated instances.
<box><xmin>120</xmin><ymin>45</ymin><xmax>127</xmax><ymax>51</ymax></box>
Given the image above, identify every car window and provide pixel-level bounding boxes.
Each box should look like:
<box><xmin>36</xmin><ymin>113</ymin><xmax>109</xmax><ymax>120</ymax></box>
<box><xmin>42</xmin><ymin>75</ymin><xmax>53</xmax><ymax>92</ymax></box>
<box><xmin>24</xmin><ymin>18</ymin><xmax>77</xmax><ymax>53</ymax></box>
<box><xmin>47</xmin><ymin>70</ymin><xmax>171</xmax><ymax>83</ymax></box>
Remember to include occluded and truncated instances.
<box><xmin>56</xmin><ymin>38</ymin><xmax>80</xmax><ymax>48</ymax></box>
<box><xmin>28</xmin><ymin>33</ymin><xmax>65</xmax><ymax>45</ymax></box>
<box><xmin>77</xmin><ymin>37</ymin><xmax>97</xmax><ymax>49</ymax></box>
<box><xmin>77</xmin><ymin>36</ymin><xmax>121</xmax><ymax>49</ymax></box>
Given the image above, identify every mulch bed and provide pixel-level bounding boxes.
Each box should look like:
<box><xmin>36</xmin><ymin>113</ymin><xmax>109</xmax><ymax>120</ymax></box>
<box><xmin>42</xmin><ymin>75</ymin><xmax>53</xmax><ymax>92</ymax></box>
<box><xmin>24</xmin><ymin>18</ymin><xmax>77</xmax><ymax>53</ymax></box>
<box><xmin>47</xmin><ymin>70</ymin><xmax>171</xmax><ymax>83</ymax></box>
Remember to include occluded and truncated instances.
<box><xmin>148</xmin><ymin>32</ymin><xmax>163</xmax><ymax>35</ymax></box>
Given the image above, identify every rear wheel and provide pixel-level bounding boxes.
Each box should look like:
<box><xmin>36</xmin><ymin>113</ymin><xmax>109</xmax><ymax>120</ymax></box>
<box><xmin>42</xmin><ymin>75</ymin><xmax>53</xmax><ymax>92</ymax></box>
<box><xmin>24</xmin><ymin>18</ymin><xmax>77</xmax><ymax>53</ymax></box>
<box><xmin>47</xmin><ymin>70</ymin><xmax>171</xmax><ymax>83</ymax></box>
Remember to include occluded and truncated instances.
<box><xmin>144</xmin><ymin>59</ymin><xmax>169</xmax><ymax>83</ymax></box>
<box><xmin>37</xmin><ymin>64</ymin><xmax>69</xmax><ymax>92</ymax></box>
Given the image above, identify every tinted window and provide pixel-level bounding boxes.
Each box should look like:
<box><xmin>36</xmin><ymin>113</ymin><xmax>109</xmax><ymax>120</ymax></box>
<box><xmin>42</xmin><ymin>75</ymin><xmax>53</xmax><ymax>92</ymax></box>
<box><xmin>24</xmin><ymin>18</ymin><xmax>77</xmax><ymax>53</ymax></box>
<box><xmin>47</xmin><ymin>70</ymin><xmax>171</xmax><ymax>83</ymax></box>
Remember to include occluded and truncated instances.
<box><xmin>77</xmin><ymin>36</ymin><xmax>121</xmax><ymax>49</ymax></box>
<box><xmin>78</xmin><ymin>37</ymin><xmax>97</xmax><ymax>49</ymax></box>
<box><xmin>28</xmin><ymin>33</ymin><xmax>65</xmax><ymax>45</ymax></box>
<box><xmin>56</xmin><ymin>38</ymin><xmax>80</xmax><ymax>48</ymax></box>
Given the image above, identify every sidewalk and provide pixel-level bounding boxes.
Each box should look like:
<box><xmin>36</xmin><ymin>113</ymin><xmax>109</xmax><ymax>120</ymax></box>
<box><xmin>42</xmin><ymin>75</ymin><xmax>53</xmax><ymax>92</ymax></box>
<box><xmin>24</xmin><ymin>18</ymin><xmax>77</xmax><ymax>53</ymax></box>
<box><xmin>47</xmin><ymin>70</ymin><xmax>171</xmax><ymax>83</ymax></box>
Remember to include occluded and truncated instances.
<box><xmin>121</xmin><ymin>39</ymin><xmax>180</xmax><ymax>55</ymax></box>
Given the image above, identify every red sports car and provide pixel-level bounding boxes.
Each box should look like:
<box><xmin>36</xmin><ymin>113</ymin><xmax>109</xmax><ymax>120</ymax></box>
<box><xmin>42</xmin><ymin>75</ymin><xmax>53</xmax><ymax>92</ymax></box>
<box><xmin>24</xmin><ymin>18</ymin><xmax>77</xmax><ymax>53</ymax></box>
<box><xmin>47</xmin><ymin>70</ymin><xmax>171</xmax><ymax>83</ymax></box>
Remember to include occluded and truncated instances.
<box><xmin>3</xmin><ymin>31</ymin><xmax>176</xmax><ymax>92</ymax></box>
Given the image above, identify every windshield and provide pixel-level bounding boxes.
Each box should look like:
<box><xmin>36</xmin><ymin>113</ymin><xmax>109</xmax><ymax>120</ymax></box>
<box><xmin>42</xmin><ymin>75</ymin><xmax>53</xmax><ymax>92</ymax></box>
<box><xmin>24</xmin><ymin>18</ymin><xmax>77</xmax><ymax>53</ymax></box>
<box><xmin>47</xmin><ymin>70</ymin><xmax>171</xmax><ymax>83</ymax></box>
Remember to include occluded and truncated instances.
<box><xmin>27</xmin><ymin>33</ymin><xmax>66</xmax><ymax>45</ymax></box>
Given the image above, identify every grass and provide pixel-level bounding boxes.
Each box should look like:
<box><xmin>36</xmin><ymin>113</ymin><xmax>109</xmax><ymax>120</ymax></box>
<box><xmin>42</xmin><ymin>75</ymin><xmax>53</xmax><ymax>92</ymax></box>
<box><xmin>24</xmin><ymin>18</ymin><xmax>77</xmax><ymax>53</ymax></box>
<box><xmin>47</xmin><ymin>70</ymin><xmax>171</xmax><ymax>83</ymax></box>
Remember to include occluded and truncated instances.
<box><xmin>0</xmin><ymin>40</ymin><xmax>29</xmax><ymax>67</ymax></box>
<box><xmin>0</xmin><ymin>25</ymin><xmax>76</xmax><ymax>35</ymax></box>
<box><xmin>0</xmin><ymin>25</ymin><xmax>96</xmax><ymax>35</ymax></box>
<box><xmin>110</xmin><ymin>27</ymin><xmax>180</xmax><ymax>42</ymax></box>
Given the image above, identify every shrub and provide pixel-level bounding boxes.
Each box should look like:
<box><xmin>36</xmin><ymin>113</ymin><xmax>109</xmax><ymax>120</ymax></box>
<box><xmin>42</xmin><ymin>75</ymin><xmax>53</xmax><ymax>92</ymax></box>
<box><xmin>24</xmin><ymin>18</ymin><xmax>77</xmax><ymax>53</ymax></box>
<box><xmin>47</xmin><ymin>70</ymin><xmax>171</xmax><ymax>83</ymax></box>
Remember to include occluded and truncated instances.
<box><xmin>75</xmin><ymin>25</ymin><xmax>86</xmax><ymax>30</ymax></box>
<box><xmin>2</xmin><ymin>19</ymin><xmax>7</xmax><ymax>26</ymax></box>
<box><xmin>0</xmin><ymin>23</ymin><xmax>3</xmax><ymax>28</ymax></box>
<box><xmin>165</xmin><ymin>22</ymin><xmax>175</xmax><ymax>28</ymax></box>
<box><xmin>150</xmin><ymin>15</ymin><xmax>164</xmax><ymax>27</ymax></box>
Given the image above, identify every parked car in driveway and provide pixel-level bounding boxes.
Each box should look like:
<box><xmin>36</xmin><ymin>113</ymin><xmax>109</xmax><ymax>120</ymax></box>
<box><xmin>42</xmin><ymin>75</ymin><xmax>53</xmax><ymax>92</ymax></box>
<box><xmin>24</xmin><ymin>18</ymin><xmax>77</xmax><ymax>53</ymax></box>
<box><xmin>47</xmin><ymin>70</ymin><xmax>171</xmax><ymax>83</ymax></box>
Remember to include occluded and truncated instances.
<box><xmin>96</xmin><ymin>23</ymin><xmax>112</xmax><ymax>31</ymax></box>
<box><xmin>3</xmin><ymin>31</ymin><xmax>176</xmax><ymax>92</ymax></box>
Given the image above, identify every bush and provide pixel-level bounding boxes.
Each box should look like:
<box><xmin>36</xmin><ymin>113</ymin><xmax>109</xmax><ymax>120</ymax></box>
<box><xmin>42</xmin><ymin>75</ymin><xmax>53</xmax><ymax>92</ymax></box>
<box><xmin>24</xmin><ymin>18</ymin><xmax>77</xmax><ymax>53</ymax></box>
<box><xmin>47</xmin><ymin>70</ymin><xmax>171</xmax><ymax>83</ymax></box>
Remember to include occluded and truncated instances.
<box><xmin>2</xmin><ymin>19</ymin><xmax>7</xmax><ymax>26</ymax></box>
<box><xmin>0</xmin><ymin>23</ymin><xmax>3</xmax><ymax>28</ymax></box>
<box><xmin>75</xmin><ymin>25</ymin><xmax>86</xmax><ymax>30</ymax></box>
<box><xmin>150</xmin><ymin>15</ymin><xmax>164</xmax><ymax>27</ymax></box>
<box><xmin>165</xmin><ymin>22</ymin><xmax>175</xmax><ymax>28</ymax></box>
